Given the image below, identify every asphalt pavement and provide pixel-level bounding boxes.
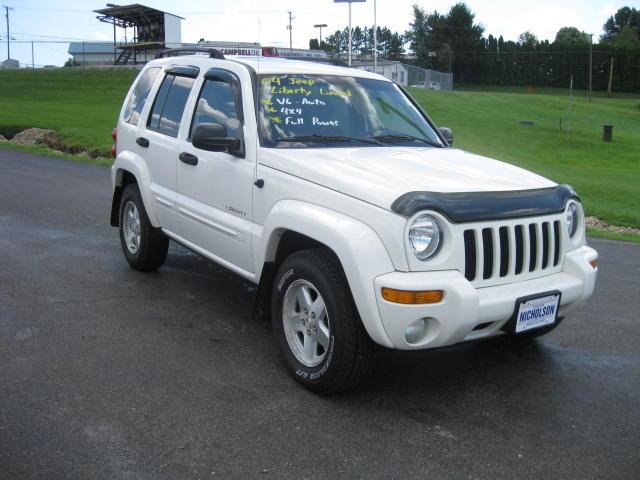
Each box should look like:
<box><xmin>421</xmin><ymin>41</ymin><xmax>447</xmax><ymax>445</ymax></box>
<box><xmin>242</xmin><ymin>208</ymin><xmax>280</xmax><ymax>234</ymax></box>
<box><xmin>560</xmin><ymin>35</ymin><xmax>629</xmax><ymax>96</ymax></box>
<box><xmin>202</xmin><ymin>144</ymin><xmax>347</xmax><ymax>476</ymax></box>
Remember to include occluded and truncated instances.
<box><xmin>1</xmin><ymin>148</ymin><xmax>639</xmax><ymax>479</ymax></box>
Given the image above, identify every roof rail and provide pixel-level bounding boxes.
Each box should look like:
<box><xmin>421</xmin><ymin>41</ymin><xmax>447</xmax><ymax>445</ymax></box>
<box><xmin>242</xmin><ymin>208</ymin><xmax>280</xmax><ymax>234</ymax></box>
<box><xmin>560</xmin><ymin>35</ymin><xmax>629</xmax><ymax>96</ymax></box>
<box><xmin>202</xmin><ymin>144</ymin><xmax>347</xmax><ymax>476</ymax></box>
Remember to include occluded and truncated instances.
<box><xmin>155</xmin><ymin>48</ymin><xmax>225</xmax><ymax>60</ymax></box>
<box><xmin>283</xmin><ymin>56</ymin><xmax>349</xmax><ymax>67</ymax></box>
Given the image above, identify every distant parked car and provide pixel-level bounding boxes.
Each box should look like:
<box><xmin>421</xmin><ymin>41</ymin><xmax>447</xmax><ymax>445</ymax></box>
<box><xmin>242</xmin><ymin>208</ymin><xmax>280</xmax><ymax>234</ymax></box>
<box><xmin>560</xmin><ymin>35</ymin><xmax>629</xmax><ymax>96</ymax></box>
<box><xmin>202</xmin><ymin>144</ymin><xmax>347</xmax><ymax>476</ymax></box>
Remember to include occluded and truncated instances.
<box><xmin>412</xmin><ymin>80</ymin><xmax>441</xmax><ymax>90</ymax></box>
<box><xmin>109</xmin><ymin>49</ymin><xmax>598</xmax><ymax>393</ymax></box>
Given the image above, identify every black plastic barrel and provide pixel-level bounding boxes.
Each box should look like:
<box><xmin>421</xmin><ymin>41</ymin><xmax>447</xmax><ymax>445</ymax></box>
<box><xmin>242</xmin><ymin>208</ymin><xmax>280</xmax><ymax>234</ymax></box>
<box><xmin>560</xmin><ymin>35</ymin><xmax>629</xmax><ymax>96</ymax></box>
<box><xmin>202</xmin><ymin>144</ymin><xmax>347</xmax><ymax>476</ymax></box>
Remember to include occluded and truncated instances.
<box><xmin>603</xmin><ymin>125</ymin><xmax>613</xmax><ymax>142</ymax></box>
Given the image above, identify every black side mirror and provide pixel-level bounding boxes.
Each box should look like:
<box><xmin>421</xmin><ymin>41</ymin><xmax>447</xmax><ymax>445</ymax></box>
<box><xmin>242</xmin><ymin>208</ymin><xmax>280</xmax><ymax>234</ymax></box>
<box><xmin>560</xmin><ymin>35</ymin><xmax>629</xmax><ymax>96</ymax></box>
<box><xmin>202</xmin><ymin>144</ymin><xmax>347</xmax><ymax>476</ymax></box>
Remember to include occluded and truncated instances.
<box><xmin>192</xmin><ymin>123</ymin><xmax>241</xmax><ymax>153</ymax></box>
<box><xmin>439</xmin><ymin>127</ymin><xmax>453</xmax><ymax>146</ymax></box>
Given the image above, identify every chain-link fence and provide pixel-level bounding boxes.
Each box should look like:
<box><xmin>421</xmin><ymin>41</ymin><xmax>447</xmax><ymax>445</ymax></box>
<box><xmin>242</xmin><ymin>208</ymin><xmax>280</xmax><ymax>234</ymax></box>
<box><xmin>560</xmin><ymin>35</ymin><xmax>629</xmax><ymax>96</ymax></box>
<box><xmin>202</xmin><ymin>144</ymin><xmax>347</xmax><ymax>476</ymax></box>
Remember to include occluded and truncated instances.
<box><xmin>406</xmin><ymin>64</ymin><xmax>453</xmax><ymax>91</ymax></box>
<box><xmin>354</xmin><ymin>61</ymin><xmax>453</xmax><ymax>91</ymax></box>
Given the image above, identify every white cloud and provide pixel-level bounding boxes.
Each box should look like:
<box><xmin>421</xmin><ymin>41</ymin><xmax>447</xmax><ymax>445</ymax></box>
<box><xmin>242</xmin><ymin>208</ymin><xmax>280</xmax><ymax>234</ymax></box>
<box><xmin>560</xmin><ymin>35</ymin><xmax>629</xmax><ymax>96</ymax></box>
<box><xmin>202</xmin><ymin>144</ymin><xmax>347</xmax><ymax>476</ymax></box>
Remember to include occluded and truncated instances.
<box><xmin>93</xmin><ymin>31</ymin><xmax>110</xmax><ymax>41</ymax></box>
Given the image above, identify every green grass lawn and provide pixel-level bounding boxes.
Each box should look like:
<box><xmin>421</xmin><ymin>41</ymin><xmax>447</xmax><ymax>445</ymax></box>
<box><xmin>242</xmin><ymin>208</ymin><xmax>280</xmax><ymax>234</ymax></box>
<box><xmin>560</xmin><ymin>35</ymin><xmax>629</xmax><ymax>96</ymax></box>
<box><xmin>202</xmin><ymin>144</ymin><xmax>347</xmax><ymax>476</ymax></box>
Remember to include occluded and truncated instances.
<box><xmin>0</xmin><ymin>68</ymin><xmax>137</xmax><ymax>155</ymax></box>
<box><xmin>409</xmin><ymin>86</ymin><xmax>640</xmax><ymax>229</ymax></box>
<box><xmin>0</xmin><ymin>68</ymin><xmax>638</xmax><ymax>230</ymax></box>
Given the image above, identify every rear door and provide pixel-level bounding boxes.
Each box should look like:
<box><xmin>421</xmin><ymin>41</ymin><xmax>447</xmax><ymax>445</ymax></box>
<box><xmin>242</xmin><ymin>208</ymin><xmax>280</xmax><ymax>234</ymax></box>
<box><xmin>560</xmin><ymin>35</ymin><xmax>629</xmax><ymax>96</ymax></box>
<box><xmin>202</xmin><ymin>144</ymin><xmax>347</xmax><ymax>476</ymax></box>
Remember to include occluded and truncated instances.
<box><xmin>139</xmin><ymin>67</ymin><xmax>198</xmax><ymax>233</ymax></box>
<box><xmin>176</xmin><ymin>66</ymin><xmax>255</xmax><ymax>275</ymax></box>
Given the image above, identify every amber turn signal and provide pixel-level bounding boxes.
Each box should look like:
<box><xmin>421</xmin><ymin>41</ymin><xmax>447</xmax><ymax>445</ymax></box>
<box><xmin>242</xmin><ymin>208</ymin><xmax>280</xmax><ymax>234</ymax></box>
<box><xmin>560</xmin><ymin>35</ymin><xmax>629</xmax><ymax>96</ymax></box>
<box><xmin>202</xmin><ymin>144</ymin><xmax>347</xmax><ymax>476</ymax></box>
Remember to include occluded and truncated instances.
<box><xmin>589</xmin><ymin>259</ymin><xmax>598</xmax><ymax>269</ymax></box>
<box><xmin>381</xmin><ymin>288</ymin><xmax>444</xmax><ymax>305</ymax></box>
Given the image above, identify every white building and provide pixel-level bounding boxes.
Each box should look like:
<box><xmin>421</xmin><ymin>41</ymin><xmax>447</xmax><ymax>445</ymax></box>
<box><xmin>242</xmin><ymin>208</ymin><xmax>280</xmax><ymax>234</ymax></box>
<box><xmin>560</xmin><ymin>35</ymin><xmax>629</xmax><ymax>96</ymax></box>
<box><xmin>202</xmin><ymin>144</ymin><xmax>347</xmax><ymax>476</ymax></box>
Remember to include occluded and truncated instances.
<box><xmin>67</xmin><ymin>42</ymin><xmax>126</xmax><ymax>66</ymax></box>
<box><xmin>354</xmin><ymin>60</ymin><xmax>453</xmax><ymax>91</ymax></box>
<box><xmin>353</xmin><ymin>60</ymin><xmax>410</xmax><ymax>86</ymax></box>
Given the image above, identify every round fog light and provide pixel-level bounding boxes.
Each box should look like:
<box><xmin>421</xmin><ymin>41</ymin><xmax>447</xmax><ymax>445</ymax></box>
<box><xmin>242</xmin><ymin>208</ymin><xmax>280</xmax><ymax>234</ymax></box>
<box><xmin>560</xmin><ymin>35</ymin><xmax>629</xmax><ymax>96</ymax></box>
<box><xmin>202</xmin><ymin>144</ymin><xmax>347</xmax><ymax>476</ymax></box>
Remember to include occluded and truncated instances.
<box><xmin>405</xmin><ymin>317</ymin><xmax>432</xmax><ymax>345</ymax></box>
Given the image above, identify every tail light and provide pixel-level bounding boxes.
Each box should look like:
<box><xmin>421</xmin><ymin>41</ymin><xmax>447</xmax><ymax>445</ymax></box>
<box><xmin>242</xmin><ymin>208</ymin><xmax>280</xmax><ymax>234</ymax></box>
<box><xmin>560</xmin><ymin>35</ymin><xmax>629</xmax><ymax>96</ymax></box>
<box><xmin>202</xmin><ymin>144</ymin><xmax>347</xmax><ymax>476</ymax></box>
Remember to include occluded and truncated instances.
<box><xmin>111</xmin><ymin>127</ymin><xmax>117</xmax><ymax>158</ymax></box>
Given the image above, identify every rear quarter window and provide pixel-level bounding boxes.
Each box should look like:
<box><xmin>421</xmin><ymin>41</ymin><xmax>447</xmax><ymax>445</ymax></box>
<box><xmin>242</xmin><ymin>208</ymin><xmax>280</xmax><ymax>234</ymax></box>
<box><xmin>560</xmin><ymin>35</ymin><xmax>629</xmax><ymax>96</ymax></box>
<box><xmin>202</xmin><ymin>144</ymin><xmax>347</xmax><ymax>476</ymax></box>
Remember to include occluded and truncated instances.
<box><xmin>123</xmin><ymin>67</ymin><xmax>161</xmax><ymax>125</ymax></box>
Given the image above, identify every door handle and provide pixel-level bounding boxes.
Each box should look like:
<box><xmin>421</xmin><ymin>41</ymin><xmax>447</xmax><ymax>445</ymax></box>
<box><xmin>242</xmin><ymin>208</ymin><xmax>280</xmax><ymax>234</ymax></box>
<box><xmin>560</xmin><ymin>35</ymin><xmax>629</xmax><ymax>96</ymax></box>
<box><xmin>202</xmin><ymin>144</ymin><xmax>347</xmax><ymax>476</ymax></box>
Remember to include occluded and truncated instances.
<box><xmin>136</xmin><ymin>137</ymin><xmax>149</xmax><ymax>148</ymax></box>
<box><xmin>179</xmin><ymin>152</ymin><xmax>198</xmax><ymax>166</ymax></box>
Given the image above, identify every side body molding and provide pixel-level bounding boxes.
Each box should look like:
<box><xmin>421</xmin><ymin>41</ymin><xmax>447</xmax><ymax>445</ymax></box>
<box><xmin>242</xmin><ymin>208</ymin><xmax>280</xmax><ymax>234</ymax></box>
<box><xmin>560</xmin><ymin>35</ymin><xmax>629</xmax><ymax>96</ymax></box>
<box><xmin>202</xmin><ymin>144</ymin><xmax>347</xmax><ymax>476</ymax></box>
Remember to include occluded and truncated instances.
<box><xmin>111</xmin><ymin>150</ymin><xmax>160</xmax><ymax>227</ymax></box>
<box><xmin>256</xmin><ymin>200</ymin><xmax>396</xmax><ymax>348</ymax></box>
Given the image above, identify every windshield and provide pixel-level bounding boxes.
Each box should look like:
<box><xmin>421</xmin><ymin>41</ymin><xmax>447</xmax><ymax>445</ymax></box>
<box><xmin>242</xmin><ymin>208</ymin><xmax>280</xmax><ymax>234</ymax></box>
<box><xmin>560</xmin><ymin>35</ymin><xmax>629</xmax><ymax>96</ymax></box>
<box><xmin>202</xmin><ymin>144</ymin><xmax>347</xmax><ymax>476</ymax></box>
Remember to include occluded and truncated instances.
<box><xmin>258</xmin><ymin>74</ymin><xmax>443</xmax><ymax>148</ymax></box>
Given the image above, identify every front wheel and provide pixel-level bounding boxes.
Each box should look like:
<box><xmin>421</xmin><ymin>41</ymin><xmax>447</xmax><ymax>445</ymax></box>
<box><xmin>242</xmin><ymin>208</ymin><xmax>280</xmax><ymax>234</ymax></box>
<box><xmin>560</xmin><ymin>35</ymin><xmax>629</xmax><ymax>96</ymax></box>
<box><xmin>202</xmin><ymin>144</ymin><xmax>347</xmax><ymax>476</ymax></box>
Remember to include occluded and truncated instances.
<box><xmin>272</xmin><ymin>248</ymin><xmax>375</xmax><ymax>394</ymax></box>
<box><xmin>119</xmin><ymin>184</ymin><xmax>169</xmax><ymax>271</ymax></box>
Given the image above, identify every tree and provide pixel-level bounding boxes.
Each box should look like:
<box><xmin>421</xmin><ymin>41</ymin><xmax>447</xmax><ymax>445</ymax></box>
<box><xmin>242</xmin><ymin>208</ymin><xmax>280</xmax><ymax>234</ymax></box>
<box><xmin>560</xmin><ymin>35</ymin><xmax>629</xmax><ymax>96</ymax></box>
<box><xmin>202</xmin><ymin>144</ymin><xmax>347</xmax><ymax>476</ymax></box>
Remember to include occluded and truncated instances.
<box><xmin>405</xmin><ymin>5</ymin><xmax>430</xmax><ymax>66</ymax></box>
<box><xmin>322</xmin><ymin>25</ymin><xmax>404</xmax><ymax>59</ymax></box>
<box><xmin>518</xmin><ymin>31</ymin><xmax>538</xmax><ymax>46</ymax></box>
<box><xmin>388</xmin><ymin>32</ymin><xmax>405</xmax><ymax>59</ymax></box>
<box><xmin>614</xmin><ymin>25</ymin><xmax>640</xmax><ymax>49</ymax></box>
<box><xmin>602</xmin><ymin>7</ymin><xmax>640</xmax><ymax>43</ymax></box>
<box><xmin>406</xmin><ymin>2</ymin><xmax>484</xmax><ymax>80</ymax></box>
<box><xmin>554</xmin><ymin>26</ymin><xmax>590</xmax><ymax>45</ymax></box>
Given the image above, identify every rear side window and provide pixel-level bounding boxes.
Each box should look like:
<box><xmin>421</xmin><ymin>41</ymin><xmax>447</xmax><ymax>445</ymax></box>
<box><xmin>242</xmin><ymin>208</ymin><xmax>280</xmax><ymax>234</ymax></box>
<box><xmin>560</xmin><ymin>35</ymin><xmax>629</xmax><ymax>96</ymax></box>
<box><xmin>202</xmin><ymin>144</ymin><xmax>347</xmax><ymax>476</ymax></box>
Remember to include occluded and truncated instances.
<box><xmin>190</xmin><ymin>79</ymin><xmax>241</xmax><ymax>139</ymax></box>
<box><xmin>147</xmin><ymin>74</ymin><xmax>195</xmax><ymax>138</ymax></box>
<box><xmin>123</xmin><ymin>67</ymin><xmax>160</xmax><ymax>125</ymax></box>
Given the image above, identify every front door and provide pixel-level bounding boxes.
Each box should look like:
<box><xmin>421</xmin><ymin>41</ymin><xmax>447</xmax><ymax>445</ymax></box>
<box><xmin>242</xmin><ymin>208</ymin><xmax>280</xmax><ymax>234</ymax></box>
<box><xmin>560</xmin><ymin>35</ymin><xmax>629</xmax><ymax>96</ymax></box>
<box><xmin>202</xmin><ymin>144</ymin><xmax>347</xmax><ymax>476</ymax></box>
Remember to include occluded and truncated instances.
<box><xmin>176</xmin><ymin>69</ymin><xmax>255</xmax><ymax>275</ymax></box>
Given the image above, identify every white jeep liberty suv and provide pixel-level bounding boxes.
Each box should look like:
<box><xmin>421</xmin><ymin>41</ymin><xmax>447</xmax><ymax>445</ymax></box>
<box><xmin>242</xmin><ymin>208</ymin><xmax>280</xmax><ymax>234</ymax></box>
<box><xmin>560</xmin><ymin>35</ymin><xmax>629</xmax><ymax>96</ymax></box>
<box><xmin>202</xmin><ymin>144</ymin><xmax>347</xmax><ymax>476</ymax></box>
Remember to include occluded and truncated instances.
<box><xmin>110</xmin><ymin>49</ymin><xmax>598</xmax><ymax>393</ymax></box>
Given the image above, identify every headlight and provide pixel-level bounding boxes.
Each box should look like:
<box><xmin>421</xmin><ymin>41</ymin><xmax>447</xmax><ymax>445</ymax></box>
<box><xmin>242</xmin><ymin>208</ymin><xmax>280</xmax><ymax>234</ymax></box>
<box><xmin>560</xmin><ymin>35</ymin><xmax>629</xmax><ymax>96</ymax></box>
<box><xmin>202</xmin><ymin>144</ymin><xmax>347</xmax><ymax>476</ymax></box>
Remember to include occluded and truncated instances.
<box><xmin>565</xmin><ymin>200</ymin><xmax>581</xmax><ymax>238</ymax></box>
<box><xmin>408</xmin><ymin>214</ymin><xmax>442</xmax><ymax>260</ymax></box>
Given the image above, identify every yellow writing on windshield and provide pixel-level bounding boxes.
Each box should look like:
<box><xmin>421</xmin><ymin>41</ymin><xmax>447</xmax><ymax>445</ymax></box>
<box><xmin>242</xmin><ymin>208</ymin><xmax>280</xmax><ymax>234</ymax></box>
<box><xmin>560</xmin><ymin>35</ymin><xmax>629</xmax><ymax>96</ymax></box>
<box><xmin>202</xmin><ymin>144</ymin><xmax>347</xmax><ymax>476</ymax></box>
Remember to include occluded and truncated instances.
<box><xmin>319</xmin><ymin>88</ymin><xmax>352</xmax><ymax>97</ymax></box>
<box><xmin>270</xmin><ymin>86</ymin><xmax>312</xmax><ymax>96</ymax></box>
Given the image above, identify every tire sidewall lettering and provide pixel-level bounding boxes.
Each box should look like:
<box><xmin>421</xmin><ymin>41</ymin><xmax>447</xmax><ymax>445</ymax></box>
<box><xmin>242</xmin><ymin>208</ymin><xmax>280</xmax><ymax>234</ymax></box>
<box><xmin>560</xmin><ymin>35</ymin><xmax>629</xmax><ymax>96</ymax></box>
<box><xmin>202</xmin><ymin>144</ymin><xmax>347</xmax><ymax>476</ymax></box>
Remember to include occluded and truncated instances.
<box><xmin>277</xmin><ymin>268</ymin><xmax>294</xmax><ymax>292</ymax></box>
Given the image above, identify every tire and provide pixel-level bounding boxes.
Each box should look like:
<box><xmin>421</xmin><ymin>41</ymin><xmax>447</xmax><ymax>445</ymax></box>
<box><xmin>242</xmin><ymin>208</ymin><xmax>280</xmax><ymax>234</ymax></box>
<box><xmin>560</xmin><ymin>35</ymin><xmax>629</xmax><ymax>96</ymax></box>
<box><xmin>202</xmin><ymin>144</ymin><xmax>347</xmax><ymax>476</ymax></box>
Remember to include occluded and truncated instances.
<box><xmin>271</xmin><ymin>247</ymin><xmax>375</xmax><ymax>394</ymax></box>
<box><xmin>118</xmin><ymin>183</ymin><xmax>169</xmax><ymax>271</ymax></box>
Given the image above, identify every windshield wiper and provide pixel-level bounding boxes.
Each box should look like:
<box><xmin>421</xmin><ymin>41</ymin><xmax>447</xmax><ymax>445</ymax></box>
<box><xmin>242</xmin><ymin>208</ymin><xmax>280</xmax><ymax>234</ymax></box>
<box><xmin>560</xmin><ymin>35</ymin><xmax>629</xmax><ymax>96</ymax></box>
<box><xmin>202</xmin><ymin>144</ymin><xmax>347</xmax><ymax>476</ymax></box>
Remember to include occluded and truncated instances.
<box><xmin>277</xmin><ymin>134</ymin><xmax>382</xmax><ymax>146</ymax></box>
<box><xmin>370</xmin><ymin>134</ymin><xmax>442</xmax><ymax>148</ymax></box>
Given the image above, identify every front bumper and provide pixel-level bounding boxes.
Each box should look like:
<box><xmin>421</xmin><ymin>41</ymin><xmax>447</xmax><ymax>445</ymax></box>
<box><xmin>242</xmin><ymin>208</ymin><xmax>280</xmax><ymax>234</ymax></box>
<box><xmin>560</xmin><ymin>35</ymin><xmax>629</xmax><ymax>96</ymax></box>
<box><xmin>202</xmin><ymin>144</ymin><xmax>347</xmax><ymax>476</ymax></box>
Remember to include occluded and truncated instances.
<box><xmin>373</xmin><ymin>246</ymin><xmax>598</xmax><ymax>350</ymax></box>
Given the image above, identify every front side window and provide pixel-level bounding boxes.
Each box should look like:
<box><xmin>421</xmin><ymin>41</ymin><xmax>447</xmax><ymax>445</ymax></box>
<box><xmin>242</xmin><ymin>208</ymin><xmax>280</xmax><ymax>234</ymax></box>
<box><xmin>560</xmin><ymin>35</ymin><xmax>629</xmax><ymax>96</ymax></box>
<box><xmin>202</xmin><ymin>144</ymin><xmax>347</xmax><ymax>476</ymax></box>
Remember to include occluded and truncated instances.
<box><xmin>147</xmin><ymin>74</ymin><xmax>195</xmax><ymax>138</ymax></box>
<box><xmin>190</xmin><ymin>79</ymin><xmax>241</xmax><ymax>139</ymax></box>
<box><xmin>123</xmin><ymin>67</ymin><xmax>160</xmax><ymax>125</ymax></box>
<box><xmin>258</xmin><ymin>74</ymin><xmax>442</xmax><ymax>148</ymax></box>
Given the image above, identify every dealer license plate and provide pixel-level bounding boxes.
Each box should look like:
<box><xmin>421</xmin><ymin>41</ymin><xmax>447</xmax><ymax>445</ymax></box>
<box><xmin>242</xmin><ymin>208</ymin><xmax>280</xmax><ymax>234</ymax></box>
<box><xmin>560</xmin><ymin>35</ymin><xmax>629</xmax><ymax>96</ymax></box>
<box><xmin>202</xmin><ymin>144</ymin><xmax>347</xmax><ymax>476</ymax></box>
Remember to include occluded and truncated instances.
<box><xmin>515</xmin><ymin>293</ymin><xmax>560</xmax><ymax>333</ymax></box>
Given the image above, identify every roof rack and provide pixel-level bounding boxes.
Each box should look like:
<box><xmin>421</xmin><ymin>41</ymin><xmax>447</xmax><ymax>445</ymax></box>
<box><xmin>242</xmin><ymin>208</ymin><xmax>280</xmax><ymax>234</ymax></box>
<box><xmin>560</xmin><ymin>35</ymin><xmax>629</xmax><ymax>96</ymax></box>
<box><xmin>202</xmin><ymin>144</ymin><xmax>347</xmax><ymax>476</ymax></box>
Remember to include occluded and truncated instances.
<box><xmin>155</xmin><ymin>48</ymin><xmax>225</xmax><ymax>60</ymax></box>
<box><xmin>283</xmin><ymin>56</ymin><xmax>349</xmax><ymax>67</ymax></box>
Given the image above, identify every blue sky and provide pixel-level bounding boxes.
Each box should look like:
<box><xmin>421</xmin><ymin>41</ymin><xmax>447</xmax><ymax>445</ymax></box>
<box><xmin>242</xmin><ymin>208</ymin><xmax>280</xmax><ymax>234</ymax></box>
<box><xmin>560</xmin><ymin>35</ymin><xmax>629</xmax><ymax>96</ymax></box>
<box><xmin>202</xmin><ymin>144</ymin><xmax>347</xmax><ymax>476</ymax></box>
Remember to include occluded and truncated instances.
<box><xmin>2</xmin><ymin>0</ymin><xmax>637</xmax><ymax>67</ymax></box>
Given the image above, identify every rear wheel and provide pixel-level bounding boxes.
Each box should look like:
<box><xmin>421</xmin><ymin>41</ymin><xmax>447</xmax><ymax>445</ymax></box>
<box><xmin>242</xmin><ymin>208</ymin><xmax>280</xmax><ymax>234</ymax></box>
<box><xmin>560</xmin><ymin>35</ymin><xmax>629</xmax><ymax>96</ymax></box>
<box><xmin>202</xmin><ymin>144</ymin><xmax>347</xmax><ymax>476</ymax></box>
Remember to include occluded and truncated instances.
<box><xmin>119</xmin><ymin>184</ymin><xmax>169</xmax><ymax>271</ymax></box>
<box><xmin>272</xmin><ymin>247</ymin><xmax>375</xmax><ymax>394</ymax></box>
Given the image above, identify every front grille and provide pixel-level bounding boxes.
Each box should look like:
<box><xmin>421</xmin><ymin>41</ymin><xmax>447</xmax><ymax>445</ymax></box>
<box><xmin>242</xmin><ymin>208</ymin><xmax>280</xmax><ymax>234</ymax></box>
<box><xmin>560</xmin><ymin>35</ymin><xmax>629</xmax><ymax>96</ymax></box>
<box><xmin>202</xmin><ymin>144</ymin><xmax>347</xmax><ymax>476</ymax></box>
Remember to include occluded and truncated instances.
<box><xmin>463</xmin><ymin>220</ymin><xmax>561</xmax><ymax>283</ymax></box>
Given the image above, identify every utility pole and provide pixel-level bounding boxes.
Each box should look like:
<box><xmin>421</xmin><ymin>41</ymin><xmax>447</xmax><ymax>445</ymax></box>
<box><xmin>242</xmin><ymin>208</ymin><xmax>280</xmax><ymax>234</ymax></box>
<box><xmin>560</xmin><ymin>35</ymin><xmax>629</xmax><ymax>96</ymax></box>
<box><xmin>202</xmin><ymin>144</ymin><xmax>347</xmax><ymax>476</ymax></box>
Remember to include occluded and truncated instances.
<box><xmin>31</xmin><ymin>40</ymin><xmax>34</xmax><ymax>68</ymax></box>
<box><xmin>588</xmin><ymin>33</ymin><xmax>593</xmax><ymax>102</ymax></box>
<box><xmin>607</xmin><ymin>56</ymin><xmax>614</xmax><ymax>97</ymax></box>
<box><xmin>373</xmin><ymin>0</ymin><xmax>377</xmax><ymax>70</ymax></box>
<box><xmin>314</xmin><ymin>23</ymin><xmax>327</xmax><ymax>48</ymax></box>
<box><xmin>287</xmin><ymin>11</ymin><xmax>293</xmax><ymax>55</ymax></box>
<box><xmin>3</xmin><ymin>5</ymin><xmax>13</xmax><ymax>60</ymax></box>
<box><xmin>348</xmin><ymin>1</ymin><xmax>352</xmax><ymax>66</ymax></box>
<box><xmin>106</xmin><ymin>3</ymin><xmax>119</xmax><ymax>65</ymax></box>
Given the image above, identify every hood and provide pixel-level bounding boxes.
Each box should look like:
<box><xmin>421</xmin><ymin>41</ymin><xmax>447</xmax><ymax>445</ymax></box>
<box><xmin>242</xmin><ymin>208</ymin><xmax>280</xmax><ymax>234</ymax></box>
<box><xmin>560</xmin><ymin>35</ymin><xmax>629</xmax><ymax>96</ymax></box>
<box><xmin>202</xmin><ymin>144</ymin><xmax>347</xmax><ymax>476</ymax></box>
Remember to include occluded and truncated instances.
<box><xmin>260</xmin><ymin>146</ymin><xmax>556</xmax><ymax>211</ymax></box>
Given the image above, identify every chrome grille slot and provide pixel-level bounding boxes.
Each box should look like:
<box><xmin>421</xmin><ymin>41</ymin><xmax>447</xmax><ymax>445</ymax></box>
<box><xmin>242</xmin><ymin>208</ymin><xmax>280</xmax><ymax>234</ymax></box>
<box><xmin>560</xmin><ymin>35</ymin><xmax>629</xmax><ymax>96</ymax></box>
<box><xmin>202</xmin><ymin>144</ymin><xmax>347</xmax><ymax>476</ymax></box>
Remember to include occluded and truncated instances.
<box><xmin>481</xmin><ymin>228</ymin><xmax>494</xmax><ymax>279</ymax></box>
<box><xmin>463</xmin><ymin>218</ymin><xmax>563</xmax><ymax>285</ymax></box>
<box><xmin>542</xmin><ymin>222</ymin><xmax>550</xmax><ymax>269</ymax></box>
<box><xmin>553</xmin><ymin>220</ymin><xmax>561</xmax><ymax>266</ymax></box>
<box><xmin>528</xmin><ymin>224</ymin><xmax>537</xmax><ymax>272</ymax></box>
<box><xmin>514</xmin><ymin>225</ymin><xmax>524</xmax><ymax>274</ymax></box>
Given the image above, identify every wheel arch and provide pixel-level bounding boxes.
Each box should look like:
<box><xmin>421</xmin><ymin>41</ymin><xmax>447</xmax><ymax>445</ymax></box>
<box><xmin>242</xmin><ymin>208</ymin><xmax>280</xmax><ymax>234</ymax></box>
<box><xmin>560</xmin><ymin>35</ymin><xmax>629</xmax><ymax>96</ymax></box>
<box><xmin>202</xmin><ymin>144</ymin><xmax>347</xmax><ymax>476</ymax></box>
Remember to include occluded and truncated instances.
<box><xmin>254</xmin><ymin>200</ymin><xmax>395</xmax><ymax>348</ymax></box>
<box><xmin>110</xmin><ymin>152</ymin><xmax>159</xmax><ymax>227</ymax></box>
